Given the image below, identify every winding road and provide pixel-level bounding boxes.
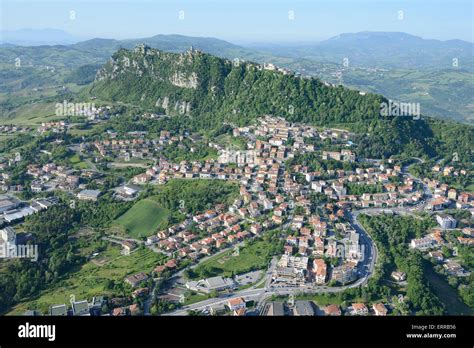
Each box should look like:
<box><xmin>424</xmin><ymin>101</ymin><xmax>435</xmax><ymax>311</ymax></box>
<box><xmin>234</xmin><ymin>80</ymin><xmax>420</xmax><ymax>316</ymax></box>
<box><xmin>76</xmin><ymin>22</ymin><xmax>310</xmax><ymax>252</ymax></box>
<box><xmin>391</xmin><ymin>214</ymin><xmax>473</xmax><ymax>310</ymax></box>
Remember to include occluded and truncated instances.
<box><xmin>163</xmin><ymin>158</ymin><xmax>435</xmax><ymax>315</ymax></box>
<box><xmin>165</xmin><ymin>207</ymin><xmax>378</xmax><ymax>316</ymax></box>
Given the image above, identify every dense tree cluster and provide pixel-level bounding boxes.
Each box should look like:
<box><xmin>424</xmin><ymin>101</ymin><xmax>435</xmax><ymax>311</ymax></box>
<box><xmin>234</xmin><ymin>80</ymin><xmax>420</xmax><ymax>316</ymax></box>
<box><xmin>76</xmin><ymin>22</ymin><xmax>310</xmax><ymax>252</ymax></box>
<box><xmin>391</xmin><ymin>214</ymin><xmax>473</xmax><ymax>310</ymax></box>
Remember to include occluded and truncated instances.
<box><xmin>287</xmin><ymin>152</ymin><xmax>356</xmax><ymax>173</ymax></box>
<box><xmin>346</xmin><ymin>183</ymin><xmax>384</xmax><ymax>195</ymax></box>
<box><xmin>359</xmin><ymin>214</ymin><xmax>445</xmax><ymax>315</ymax></box>
<box><xmin>150</xmin><ymin>179</ymin><xmax>239</xmax><ymax>224</ymax></box>
<box><xmin>0</xmin><ymin>194</ymin><xmax>133</xmax><ymax>314</ymax></box>
<box><xmin>0</xmin><ymin>205</ymin><xmax>81</xmax><ymax>313</ymax></box>
<box><xmin>161</xmin><ymin>139</ymin><xmax>217</xmax><ymax>163</ymax></box>
<box><xmin>89</xmin><ymin>47</ymin><xmax>473</xmax><ymax>162</ymax></box>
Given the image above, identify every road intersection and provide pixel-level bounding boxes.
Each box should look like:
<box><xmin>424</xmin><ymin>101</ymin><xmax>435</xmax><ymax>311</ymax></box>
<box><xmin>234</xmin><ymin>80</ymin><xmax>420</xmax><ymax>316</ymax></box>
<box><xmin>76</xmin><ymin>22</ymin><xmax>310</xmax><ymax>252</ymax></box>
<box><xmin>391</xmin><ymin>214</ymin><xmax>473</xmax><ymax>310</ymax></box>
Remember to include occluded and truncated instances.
<box><xmin>164</xmin><ymin>159</ymin><xmax>434</xmax><ymax>315</ymax></box>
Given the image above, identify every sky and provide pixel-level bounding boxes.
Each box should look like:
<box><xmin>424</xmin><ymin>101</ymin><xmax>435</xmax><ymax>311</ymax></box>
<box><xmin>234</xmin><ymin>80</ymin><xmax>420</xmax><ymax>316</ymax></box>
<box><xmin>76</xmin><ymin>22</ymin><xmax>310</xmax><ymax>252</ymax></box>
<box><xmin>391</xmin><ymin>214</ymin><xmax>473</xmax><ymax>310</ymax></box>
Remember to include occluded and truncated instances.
<box><xmin>1</xmin><ymin>0</ymin><xmax>473</xmax><ymax>43</ymax></box>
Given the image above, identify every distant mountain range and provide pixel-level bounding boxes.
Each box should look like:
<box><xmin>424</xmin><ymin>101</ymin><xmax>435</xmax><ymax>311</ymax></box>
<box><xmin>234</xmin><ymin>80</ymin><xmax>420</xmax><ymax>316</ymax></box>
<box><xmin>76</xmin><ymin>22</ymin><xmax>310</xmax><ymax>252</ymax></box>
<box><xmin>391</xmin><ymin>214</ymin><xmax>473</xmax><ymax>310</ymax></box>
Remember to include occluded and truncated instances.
<box><xmin>254</xmin><ymin>32</ymin><xmax>474</xmax><ymax>70</ymax></box>
<box><xmin>0</xmin><ymin>29</ymin><xmax>81</xmax><ymax>46</ymax></box>
<box><xmin>0</xmin><ymin>33</ymin><xmax>265</xmax><ymax>69</ymax></box>
<box><xmin>1</xmin><ymin>31</ymin><xmax>473</xmax><ymax>124</ymax></box>
<box><xmin>2</xmin><ymin>30</ymin><xmax>472</xmax><ymax>70</ymax></box>
<box><xmin>87</xmin><ymin>44</ymin><xmax>472</xmax><ymax>162</ymax></box>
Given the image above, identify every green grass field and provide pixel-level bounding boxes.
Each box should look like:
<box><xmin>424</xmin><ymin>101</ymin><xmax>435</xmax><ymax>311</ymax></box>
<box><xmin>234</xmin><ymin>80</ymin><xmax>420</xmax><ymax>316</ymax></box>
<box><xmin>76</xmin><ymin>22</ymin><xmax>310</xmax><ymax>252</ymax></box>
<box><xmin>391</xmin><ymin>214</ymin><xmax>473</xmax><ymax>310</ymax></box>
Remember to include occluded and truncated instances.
<box><xmin>0</xmin><ymin>101</ymin><xmax>59</xmax><ymax>126</ymax></box>
<box><xmin>114</xmin><ymin>198</ymin><xmax>170</xmax><ymax>238</ymax></box>
<box><xmin>215</xmin><ymin>134</ymin><xmax>247</xmax><ymax>151</ymax></box>
<box><xmin>69</xmin><ymin>153</ymin><xmax>90</xmax><ymax>169</ymax></box>
<box><xmin>7</xmin><ymin>245</ymin><xmax>167</xmax><ymax>315</ymax></box>
<box><xmin>183</xmin><ymin>292</ymin><xmax>209</xmax><ymax>306</ymax></box>
<box><xmin>191</xmin><ymin>240</ymin><xmax>273</xmax><ymax>279</ymax></box>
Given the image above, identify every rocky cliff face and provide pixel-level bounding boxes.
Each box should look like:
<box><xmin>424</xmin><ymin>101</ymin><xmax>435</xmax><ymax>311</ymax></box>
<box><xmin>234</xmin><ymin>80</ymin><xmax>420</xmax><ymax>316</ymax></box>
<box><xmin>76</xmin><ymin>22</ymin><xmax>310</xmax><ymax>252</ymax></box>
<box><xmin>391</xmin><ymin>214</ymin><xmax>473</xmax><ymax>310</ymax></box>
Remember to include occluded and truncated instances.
<box><xmin>90</xmin><ymin>44</ymin><xmax>450</xmax><ymax>160</ymax></box>
<box><xmin>169</xmin><ymin>71</ymin><xmax>198</xmax><ymax>89</ymax></box>
<box><xmin>96</xmin><ymin>44</ymin><xmax>202</xmax><ymax>89</ymax></box>
<box><xmin>91</xmin><ymin>43</ymin><xmax>386</xmax><ymax>124</ymax></box>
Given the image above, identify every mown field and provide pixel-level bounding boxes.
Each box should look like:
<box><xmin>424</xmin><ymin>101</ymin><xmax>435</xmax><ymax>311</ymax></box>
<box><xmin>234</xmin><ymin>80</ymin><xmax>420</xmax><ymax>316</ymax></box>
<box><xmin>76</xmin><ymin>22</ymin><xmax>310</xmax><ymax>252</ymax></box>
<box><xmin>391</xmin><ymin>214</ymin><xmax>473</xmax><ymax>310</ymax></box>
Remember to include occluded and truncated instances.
<box><xmin>68</xmin><ymin>153</ymin><xmax>90</xmax><ymax>169</ymax></box>
<box><xmin>190</xmin><ymin>239</ymin><xmax>274</xmax><ymax>279</ymax></box>
<box><xmin>114</xmin><ymin>198</ymin><xmax>170</xmax><ymax>238</ymax></box>
<box><xmin>0</xmin><ymin>101</ymin><xmax>58</xmax><ymax>126</ymax></box>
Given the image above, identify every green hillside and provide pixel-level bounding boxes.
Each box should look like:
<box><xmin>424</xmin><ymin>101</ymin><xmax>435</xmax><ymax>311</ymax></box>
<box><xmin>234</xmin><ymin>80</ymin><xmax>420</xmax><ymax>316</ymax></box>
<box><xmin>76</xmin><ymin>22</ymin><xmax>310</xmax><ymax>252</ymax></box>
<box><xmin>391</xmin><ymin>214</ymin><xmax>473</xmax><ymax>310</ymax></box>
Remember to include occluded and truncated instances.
<box><xmin>114</xmin><ymin>199</ymin><xmax>170</xmax><ymax>239</ymax></box>
<box><xmin>88</xmin><ymin>45</ymin><xmax>473</xmax><ymax>162</ymax></box>
<box><xmin>2</xmin><ymin>33</ymin><xmax>473</xmax><ymax>124</ymax></box>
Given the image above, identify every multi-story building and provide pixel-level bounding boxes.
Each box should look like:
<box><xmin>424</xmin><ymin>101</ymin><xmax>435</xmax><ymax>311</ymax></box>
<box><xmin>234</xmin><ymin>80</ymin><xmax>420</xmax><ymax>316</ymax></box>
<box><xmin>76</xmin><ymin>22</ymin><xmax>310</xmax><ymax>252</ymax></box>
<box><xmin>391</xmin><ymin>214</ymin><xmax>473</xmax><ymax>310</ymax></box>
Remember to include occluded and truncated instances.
<box><xmin>331</xmin><ymin>262</ymin><xmax>357</xmax><ymax>285</ymax></box>
<box><xmin>436</xmin><ymin>214</ymin><xmax>457</xmax><ymax>229</ymax></box>
<box><xmin>313</xmin><ymin>259</ymin><xmax>327</xmax><ymax>284</ymax></box>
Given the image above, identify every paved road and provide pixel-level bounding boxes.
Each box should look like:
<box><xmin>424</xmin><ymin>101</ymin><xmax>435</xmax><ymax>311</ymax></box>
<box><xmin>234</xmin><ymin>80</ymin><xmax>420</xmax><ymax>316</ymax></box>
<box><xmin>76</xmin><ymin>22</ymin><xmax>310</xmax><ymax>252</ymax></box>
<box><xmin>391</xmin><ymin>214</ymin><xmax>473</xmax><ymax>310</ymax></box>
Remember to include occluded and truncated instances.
<box><xmin>166</xmin><ymin>273</ymin><xmax>374</xmax><ymax>316</ymax></box>
<box><xmin>349</xmin><ymin>211</ymin><xmax>377</xmax><ymax>286</ymax></box>
<box><xmin>143</xmin><ymin>278</ymin><xmax>158</xmax><ymax>315</ymax></box>
<box><xmin>164</xmin><ymin>157</ymin><xmax>434</xmax><ymax>316</ymax></box>
<box><xmin>402</xmin><ymin>158</ymin><xmax>433</xmax><ymax>200</ymax></box>
<box><xmin>165</xmin><ymin>208</ymin><xmax>379</xmax><ymax>316</ymax></box>
<box><xmin>166</xmin><ymin>213</ymin><xmax>377</xmax><ymax>316</ymax></box>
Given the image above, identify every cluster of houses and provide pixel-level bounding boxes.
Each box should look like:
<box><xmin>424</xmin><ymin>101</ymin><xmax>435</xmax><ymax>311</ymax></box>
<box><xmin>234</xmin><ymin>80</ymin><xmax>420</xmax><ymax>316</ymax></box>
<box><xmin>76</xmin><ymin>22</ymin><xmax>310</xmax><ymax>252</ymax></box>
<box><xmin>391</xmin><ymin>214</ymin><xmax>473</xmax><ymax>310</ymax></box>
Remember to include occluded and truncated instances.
<box><xmin>94</xmin><ymin>136</ymin><xmax>157</xmax><ymax>160</ymax></box>
<box><xmin>29</xmin><ymin>295</ymin><xmax>144</xmax><ymax>317</ymax></box>
<box><xmin>304</xmin><ymin>165</ymin><xmax>425</xmax><ymax>208</ymax></box>
<box><xmin>147</xmin><ymin>159</ymin><xmax>282</xmax><ymax>187</ymax></box>
<box><xmin>260</xmin><ymin>299</ymin><xmax>389</xmax><ymax>316</ymax></box>
<box><xmin>37</xmin><ymin>121</ymin><xmax>68</xmax><ymax>134</ymax></box>
<box><xmin>266</xmin><ymin>185</ymin><xmax>364</xmax><ymax>287</ymax></box>
<box><xmin>128</xmin><ymin>116</ymin><xmax>432</xmax><ymax>216</ymax></box>
<box><xmin>145</xmin><ymin>205</ymin><xmax>259</xmax><ymax>262</ymax></box>
<box><xmin>85</xmin><ymin>105</ymin><xmax>112</xmax><ymax>121</ymax></box>
<box><xmin>0</xmin><ymin>125</ymin><xmax>29</xmax><ymax>134</ymax></box>
<box><xmin>424</xmin><ymin>181</ymin><xmax>473</xmax><ymax>211</ymax></box>
<box><xmin>14</xmin><ymin>115</ymin><xmax>472</xmax><ymax>317</ymax></box>
<box><xmin>272</xmin><ymin>222</ymin><xmax>361</xmax><ymax>287</ymax></box>
<box><xmin>402</xmin><ymin>163</ymin><xmax>474</xmax><ymax>283</ymax></box>
<box><xmin>92</xmin><ymin>130</ymin><xmax>207</xmax><ymax>163</ymax></box>
<box><xmin>26</xmin><ymin>162</ymin><xmax>94</xmax><ymax>193</ymax></box>
<box><xmin>233</xmin><ymin>116</ymin><xmax>354</xmax><ymax>162</ymax></box>
<box><xmin>127</xmin><ymin>116</ymin><xmax>440</xmax><ymax>292</ymax></box>
<box><xmin>410</xmin><ymin>217</ymin><xmax>472</xmax><ymax>278</ymax></box>
<box><xmin>8</xmin><ymin>160</ymin><xmax>110</xmax><ymax>199</ymax></box>
<box><xmin>431</xmin><ymin>164</ymin><xmax>469</xmax><ymax>178</ymax></box>
<box><xmin>214</xmin><ymin>116</ymin><xmax>355</xmax><ymax>166</ymax></box>
<box><xmin>410</xmin><ymin>229</ymin><xmax>446</xmax><ymax>251</ymax></box>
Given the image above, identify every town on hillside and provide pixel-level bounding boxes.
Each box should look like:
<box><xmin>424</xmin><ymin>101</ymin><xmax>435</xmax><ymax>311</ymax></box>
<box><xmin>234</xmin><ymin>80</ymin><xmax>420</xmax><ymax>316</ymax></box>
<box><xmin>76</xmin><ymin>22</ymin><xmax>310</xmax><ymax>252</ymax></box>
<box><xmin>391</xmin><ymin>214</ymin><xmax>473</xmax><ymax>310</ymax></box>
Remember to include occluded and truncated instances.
<box><xmin>1</xmin><ymin>114</ymin><xmax>472</xmax><ymax>317</ymax></box>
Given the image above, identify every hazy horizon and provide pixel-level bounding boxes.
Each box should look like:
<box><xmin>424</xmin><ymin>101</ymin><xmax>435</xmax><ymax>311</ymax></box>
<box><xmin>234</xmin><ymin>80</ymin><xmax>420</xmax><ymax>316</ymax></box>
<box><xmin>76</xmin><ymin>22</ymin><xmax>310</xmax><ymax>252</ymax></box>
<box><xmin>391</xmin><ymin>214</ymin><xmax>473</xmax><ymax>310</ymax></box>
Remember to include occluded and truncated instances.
<box><xmin>1</xmin><ymin>0</ymin><xmax>473</xmax><ymax>43</ymax></box>
<box><xmin>1</xmin><ymin>28</ymin><xmax>473</xmax><ymax>47</ymax></box>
